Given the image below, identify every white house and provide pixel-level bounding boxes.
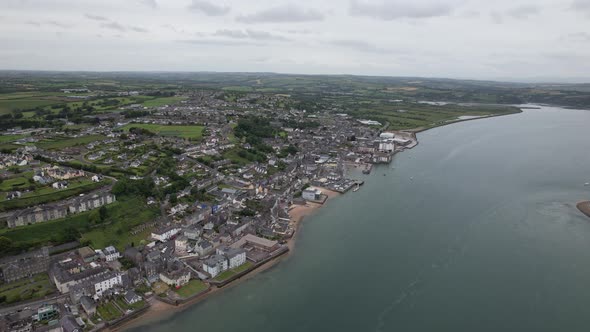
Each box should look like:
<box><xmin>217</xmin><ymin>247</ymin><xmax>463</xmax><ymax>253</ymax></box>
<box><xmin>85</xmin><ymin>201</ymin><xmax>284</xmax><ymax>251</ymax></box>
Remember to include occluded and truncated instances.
<box><xmin>151</xmin><ymin>226</ymin><xmax>181</xmax><ymax>242</ymax></box>
<box><xmin>159</xmin><ymin>269</ymin><xmax>191</xmax><ymax>287</ymax></box>
<box><xmin>225</xmin><ymin>248</ymin><xmax>246</xmax><ymax>269</ymax></box>
<box><xmin>102</xmin><ymin>246</ymin><xmax>120</xmax><ymax>262</ymax></box>
<box><xmin>94</xmin><ymin>273</ymin><xmax>122</xmax><ymax>296</ymax></box>
<box><xmin>203</xmin><ymin>255</ymin><xmax>228</xmax><ymax>278</ymax></box>
<box><xmin>175</xmin><ymin>236</ymin><xmax>189</xmax><ymax>253</ymax></box>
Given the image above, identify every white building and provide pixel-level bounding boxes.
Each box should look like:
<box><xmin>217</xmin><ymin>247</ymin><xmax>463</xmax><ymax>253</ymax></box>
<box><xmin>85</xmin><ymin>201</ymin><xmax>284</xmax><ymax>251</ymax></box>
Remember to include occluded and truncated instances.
<box><xmin>175</xmin><ymin>236</ymin><xmax>189</xmax><ymax>253</ymax></box>
<box><xmin>159</xmin><ymin>269</ymin><xmax>191</xmax><ymax>287</ymax></box>
<box><xmin>94</xmin><ymin>273</ymin><xmax>122</xmax><ymax>296</ymax></box>
<box><xmin>151</xmin><ymin>226</ymin><xmax>181</xmax><ymax>242</ymax></box>
<box><xmin>378</xmin><ymin>141</ymin><xmax>395</xmax><ymax>153</ymax></box>
<box><xmin>203</xmin><ymin>255</ymin><xmax>228</xmax><ymax>278</ymax></box>
<box><xmin>102</xmin><ymin>246</ymin><xmax>120</xmax><ymax>262</ymax></box>
<box><xmin>302</xmin><ymin>187</ymin><xmax>322</xmax><ymax>201</ymax></box>
<box><xmin>225</xmin><ymin>248</ymin><xmax>246</xmax><ymax>269</ymax></box>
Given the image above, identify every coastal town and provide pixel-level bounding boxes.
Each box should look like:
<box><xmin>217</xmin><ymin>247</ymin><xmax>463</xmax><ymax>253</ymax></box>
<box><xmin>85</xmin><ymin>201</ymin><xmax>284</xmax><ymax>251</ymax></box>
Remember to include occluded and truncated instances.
<box><xmin>0</xmin><ymin>87</ymin><xmax>420</xmax><ymax>332</ymax></box>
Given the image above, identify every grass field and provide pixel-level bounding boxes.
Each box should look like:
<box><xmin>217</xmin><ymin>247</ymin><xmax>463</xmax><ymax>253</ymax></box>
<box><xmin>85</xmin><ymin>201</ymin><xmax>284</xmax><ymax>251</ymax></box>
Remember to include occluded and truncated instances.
<box><xmin>121</xmin><ymin>123</ymin><xmax>204</xmax><ymax>139</ymax></box>
<box><xmin>0</xmin><ymin>179</ymin><xmax>108</xmax><ymax>211</ymax></box>
<box><xmin>0</xmin><ymin>273</ymin><xmax>55</xmax><ymax>304</ymax></box>
<box><xmin>0</xmin><ymin>197</ymin><xmax>158</xmax><ymax>254</ymax></box>
<box><xmin>213</xmin><ymin>261</ymin><xmax>254</xmax><ymax>282</ymax></box>
<box><xmin>142</xmin><ymin>96</ymin><xmax>187</xmax><ymax>107</ymax></box>
<box><xmin>0</xmin><ymin>171</ymin><xmax>34</xmax><ymax>191</ymax></box>
<box><xmin>173</xmin><ymin>280</ymin><xmax>208</xmax><ymax>298</ymax></box>
<box><xmin>37</xmin><ymin>135</ymin><xmax>107</xmax><ymax>150</ymax></box>
<box><xmin>0</xmin><ymin>99</ymin><xmax>62</xmax><ymax>114</ymax></box>
<box><xmin>80</xmin><ymin>197</ymin><xmax>160</xmax><ymax>250</ymax></box>
<box><xmin>97</xmin><ymin>301</ymin><xmax>123</xmax><ymax>321</ymax></box>
<box><xmin>114</xmin><ymin>296</ymin><xmax>145</xmax><ymax>311</ymax></box>
<box><xmin>0</xmin><ymin>134</ymin><xmax>28</xmax><ymax>144</ymax></box>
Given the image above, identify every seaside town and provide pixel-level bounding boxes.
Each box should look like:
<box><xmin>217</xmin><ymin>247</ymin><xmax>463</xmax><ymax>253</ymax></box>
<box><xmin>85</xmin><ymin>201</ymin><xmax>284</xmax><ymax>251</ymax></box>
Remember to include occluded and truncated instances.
<box><xmin>0</xmin><ymin>88</ymin><xmax>418</xmax><ymax>332</ymax></box>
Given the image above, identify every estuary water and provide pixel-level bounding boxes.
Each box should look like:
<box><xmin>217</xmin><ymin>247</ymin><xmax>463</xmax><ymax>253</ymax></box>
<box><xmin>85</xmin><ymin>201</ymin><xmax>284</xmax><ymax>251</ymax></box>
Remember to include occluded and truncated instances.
<box><xmin>130</xmin><ymin>105</ymin><xmax>590</xmax><ymax>332</ymax></box>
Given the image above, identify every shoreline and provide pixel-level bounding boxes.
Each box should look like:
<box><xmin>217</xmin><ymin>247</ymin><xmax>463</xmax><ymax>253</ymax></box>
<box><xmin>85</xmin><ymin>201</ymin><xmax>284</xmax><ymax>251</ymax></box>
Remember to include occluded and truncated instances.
<box><xmin>576</xmin><ymin>201</ymin><xmax>590</xmax><ymax>219</ymax></box>
<box><xmin>112</xmin><ymin>110</ymin><xmax>523</xmax><ymax>331</ymax></box>
<box><xmin>113</xmin><ymin>188</ymin><xmax>340</xmax><ymax>332</ymax></box>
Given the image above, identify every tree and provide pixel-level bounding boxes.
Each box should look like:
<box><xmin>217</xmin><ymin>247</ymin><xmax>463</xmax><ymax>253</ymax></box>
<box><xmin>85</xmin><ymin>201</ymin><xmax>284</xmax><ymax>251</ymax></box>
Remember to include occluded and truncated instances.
<box><xmin>99</xmin><ymin>206</ymin><xmax>108</xmax><ymax>222</ymax></box>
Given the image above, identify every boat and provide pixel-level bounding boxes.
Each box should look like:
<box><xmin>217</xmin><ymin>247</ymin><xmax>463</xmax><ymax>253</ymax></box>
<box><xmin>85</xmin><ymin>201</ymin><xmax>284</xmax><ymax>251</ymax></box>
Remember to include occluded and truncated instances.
<box><xmin>383</xmin><ymin>173</ymin><xmax>386</xmax><ymax>176</ymax></box>
<box><xmin>353</xmin><ymin>184</ymin><xmax>360</xmax><ymax>192</ymax></box>
<box><xmin>585</xmin><ymin>182</ymin><xmax>590</xmax><ymax>186</ymax></box>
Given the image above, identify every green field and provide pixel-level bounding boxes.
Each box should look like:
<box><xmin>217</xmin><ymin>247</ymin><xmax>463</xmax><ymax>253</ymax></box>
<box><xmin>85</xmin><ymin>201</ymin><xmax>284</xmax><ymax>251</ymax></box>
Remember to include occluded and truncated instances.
<box><xmin>0</xmin><ymin>197</ymin><xmax>158</xmax><ymax>256</ymax></box>
<box><xmin>213</xmin><ymin>261</ymin><xmax>253</xmax><ymax>282</ymax></box>
<box><xmin>0</xmin><ymin>179</ymin><xmax>108</xmax><ymax>212</ymax></box>
<box><xmin>121</xmin><ymin>123</ymin><xmax>204</xmax><ymax>139</ymax></box>
<box><xmin>142</xmin><ymin>96</ymin><xmax>187</xmax><ymax>107</ymax></box>
<box><xmin>173</xmin><ymin>279</ymin><xmax>208</xmax><ymax>298</ymax></box>
<box><xmin>114</xmin><ymin>296</ymin><xmax>146</xmax><ymax>311</ymax></box>
<box><xmin>97</xmin><ymin>301</ymin><xmax>123</xmax><ymax>321</ymax></box>
<box><xmin>0</xmin><ymin>134</ymin><xmax>28</xmax><ymax>144</ymax></box>
<box><xmin>37</xmin><ymin>135</ymin><xmax>107</xmax><ymax>150</ymax></box>
<box><xmin>0</xmin><ymin>99</ymin><xmax>62</xmax><ymax>114</ymax></box>
<box><xmin>0</xmin><ymin>171</ymin><xmax>34</xmax><ymax>192</ymax></box>
<box><xmin>80</xmin><ymin>197</ymin><xmax>160</xmax><ymax>250</ymax></box>
<box><xmin>0</xmin><ymin>273</ymin><xmax>55</xmax><ymax>304</ymax></box>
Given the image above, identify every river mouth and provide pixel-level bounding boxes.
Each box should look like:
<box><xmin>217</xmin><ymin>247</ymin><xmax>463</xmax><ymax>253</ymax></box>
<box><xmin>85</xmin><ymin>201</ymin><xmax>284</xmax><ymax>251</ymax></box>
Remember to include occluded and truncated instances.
<box><xmin>130</xmin><ymin>105</ymin><xmax>590</xmax><ymax>332</ymax></box>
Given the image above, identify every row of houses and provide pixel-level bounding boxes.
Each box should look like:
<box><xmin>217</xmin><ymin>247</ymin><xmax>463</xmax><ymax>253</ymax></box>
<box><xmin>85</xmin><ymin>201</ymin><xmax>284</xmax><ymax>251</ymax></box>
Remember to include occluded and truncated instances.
<box><xmin>7</xmin><ymin>192</ymin><xmax>116</xmax><ymax>228</ymax></box>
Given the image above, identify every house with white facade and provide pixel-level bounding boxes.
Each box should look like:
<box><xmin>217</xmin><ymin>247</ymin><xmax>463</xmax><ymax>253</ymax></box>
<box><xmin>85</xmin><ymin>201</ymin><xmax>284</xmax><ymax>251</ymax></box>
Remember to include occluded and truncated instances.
<box><xmin>151</xmin><ymin>226</ymin><xmax>181</xmax><ymax>242</ymax></box>
<box><xmin>159</xmin><ymin>269</ymin><xmax>191</xmax><ymax>287</ymax></box>
<box><xmin>203</xmin><ymin>255</ymin><xmax>228</xmax><ymax>278</ymax></box>
<box><xmin>102</xmin><ymin>246</ymin><xmax>120</xmax><ymax>262</ymax></box>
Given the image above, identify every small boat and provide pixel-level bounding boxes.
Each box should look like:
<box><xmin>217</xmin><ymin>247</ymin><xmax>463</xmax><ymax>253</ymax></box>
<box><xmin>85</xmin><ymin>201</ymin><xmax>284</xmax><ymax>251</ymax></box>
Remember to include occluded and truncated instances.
<box><xmin>383</xmin><ymin>173</ymin><xmax>386</xmax><ymax>176</ymax></box>
<box><xmin>353</xmin><ymin>185</ymin><xmax>360</xmax><ymax>192</ymax></box>
<box><xmin>585</xmin><ymin>182</ymin><xmax>590</xmax><ymax>186</ymax></box>
<box><xmin>410</xmin><ymin>176</ymin><xmax>414</xmax><ymax>180</ymax></box>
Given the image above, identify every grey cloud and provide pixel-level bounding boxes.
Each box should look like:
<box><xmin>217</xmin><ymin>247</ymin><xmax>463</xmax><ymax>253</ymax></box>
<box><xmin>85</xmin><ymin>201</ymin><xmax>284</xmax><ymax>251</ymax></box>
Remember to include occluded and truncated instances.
<box><xmin>46</xmin><ymin>20</ymin><xmax>72</xmax><ymax>28</ymax></box>
<box><xmin>85</xmin><ymin>14</ymin><xmax>109</xmax><ymax>21</ymax></box>
<box><xmin>491</xmin><ymin>5</ymin><xmax>540</xmax><ymax>23</ymax></box>
<box><xmin>25</xmin><ymin>21</ymin><xmax>42</xmax><ymax>27</ymax></box>
<box><xmin>506</xmin><ymin>5</ymin><xmax>539</xmax><ymax>18</ymax></box>
<box><xmin>213</xmin><ymin>29</ymin><xmax>249</xmax><ymax>39</ymax></box>
<box><xmin>24</xmin><ymin>20</ymin><xmax>71</xmax><ymax>28</ymax></box>
<box><xmin>179</xmin><ymin>39</ymin><xmax>264</xmax><ymax>47</ymax></box>
<box><xmin>100</xmin><ymin>22</ymin><xmax>127</xmax><ymax>32</ymax></box>
<box><xmin>236</xmin><ymin>5</ymin><xmax>325</xmax><ymax>23</ymax></box>
<box><xmin>213</xmin><ymin>29</ymin><xmax>289</xmax><ymax>41</ymax></box>
<box><xmin>571</xmin><ymin>0</ymin><xmax>590</xmax><ymax>11</ymax></box>
<box><xmin>562</xmin><ymin>32</ymin><xmax>590</xmax><ymax>42</ymax></box>
<box><xmin>330</xmin><ymin>40</ymin><xmax>389</xmax><ymax>54</ymax></box>
<box><xmin>349</xmin><ymin>0</ymin><xmax>455</xmax><ymax>20</ymax></box>
<box><xmin>141</xmin><ymin>0</ymin><xmax>158</xmax><ymax>9</ymax></box>
<box><xmin>129</xmin><ymin>26</ymin><xmax>149</xmax><ymax>33</ymax></box>
<box><xmin>187</xmin><ymin>0</ymin><xmax>230</xmax><ymax>16</ymax></box>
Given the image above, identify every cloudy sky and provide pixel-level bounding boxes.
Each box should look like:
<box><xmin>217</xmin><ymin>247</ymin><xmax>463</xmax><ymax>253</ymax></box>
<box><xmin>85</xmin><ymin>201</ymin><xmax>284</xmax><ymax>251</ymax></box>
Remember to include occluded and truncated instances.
<box><xmin>1</xmin><ymin>0</ymin><xmax>589</xmax><ymax>81</ymax></box>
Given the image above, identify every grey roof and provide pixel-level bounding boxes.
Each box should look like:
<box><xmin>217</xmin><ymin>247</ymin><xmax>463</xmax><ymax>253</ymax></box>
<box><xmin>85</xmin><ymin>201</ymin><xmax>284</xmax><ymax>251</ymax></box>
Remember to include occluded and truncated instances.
<box><xmin>204</xmin><ymin>254</ymin><xmax>226</xmax><ymax>267</ymax></box>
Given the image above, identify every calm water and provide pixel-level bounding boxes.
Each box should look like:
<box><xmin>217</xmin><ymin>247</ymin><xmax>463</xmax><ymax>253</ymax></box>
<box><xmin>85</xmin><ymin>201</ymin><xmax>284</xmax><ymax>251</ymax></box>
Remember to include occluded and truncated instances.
<box><xmin>130</xmin><ymin>105</ymin><xmax>590</xmax><ymax>332</ymax></box>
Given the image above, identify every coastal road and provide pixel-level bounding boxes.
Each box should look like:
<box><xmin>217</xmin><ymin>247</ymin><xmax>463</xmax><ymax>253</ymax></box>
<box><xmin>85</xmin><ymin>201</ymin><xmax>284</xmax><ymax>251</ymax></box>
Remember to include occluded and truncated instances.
<box><xmin>0</xmin><ymin>293</ymin><xmax>68</xmax><ymax>316</ymax></box>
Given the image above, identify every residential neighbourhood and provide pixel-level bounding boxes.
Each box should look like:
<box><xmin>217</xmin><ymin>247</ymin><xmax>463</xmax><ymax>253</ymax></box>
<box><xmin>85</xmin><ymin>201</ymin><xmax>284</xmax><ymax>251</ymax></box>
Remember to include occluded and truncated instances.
<box><xmin>0</xmin><ymin>86</ymin><xmax>415</xmax><ymax>332</ymax></box>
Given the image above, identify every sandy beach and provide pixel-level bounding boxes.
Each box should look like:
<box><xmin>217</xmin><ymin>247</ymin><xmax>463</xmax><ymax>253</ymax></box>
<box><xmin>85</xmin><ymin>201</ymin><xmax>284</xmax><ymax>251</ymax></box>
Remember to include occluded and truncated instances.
<box><xmin>113</xmin><ymin>187</ymin><xmax>341</xmax><ymax>331</ymax></box>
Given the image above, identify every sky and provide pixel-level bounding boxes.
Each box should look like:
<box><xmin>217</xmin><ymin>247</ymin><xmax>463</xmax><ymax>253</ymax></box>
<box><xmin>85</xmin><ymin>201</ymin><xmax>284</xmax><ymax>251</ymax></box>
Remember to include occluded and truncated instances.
<box><xmin>1</xmin><ymin>0</ymin><xmax>589</xmax><ymax>82</ymax></box>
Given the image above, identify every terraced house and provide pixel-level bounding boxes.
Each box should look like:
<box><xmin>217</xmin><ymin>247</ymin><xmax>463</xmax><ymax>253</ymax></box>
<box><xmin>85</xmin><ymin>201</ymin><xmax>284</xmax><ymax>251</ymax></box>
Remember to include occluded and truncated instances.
<box><xmin>7</xmin><ymin>205</ymin><xmax>68</xmax><ymax>228</ymax></box>
<box><xmin>0</xmin><ymin>247</ymin><xmax>50</xmax><ymax>283</ymax></box>
<box><xmin>68</xmin><ymin>192</ymin><xmax>116</xmax><ymax>213</ymax></box>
